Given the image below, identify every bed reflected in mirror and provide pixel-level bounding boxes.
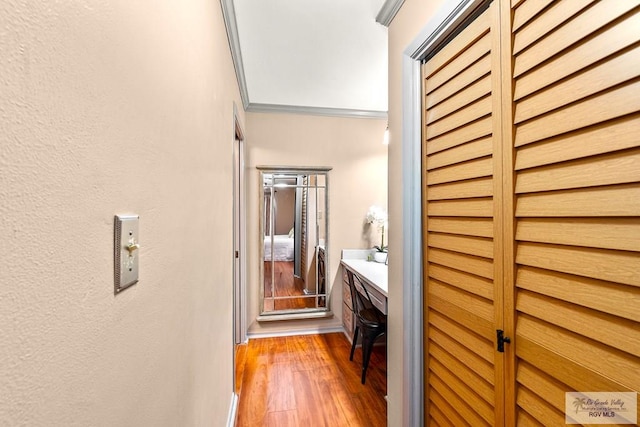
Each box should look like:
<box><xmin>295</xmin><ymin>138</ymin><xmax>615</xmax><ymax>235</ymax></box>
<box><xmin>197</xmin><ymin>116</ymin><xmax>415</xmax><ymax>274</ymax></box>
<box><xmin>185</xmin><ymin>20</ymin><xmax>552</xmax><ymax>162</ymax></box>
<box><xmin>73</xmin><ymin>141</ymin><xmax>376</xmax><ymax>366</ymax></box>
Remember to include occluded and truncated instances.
<box><xmin>258</xmin><ymin>166</ymin><xmax>330</xmax><ymax>319</ymax></box>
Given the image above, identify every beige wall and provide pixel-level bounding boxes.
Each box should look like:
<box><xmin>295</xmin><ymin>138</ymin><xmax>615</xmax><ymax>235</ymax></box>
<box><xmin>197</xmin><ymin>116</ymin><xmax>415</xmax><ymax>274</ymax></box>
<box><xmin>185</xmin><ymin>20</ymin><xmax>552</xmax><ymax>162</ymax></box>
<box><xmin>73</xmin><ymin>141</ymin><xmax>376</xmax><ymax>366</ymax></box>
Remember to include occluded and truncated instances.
<box><xmin>273</xmin><ymin>187</ymin><xmax>295</xmax><ymax>235</ymax></box>
<box><xmin>0</xmin><ymin>2</ymin><xmax>242</xmax><ymax>426</ymax></box>
<box><xmin>386</xmin><ymin>0</ymin><xmax>447</xmax><ymax>424</ymax></box>
<box><xmin>245</xmin><ymin>112</ymin><xmax>388</xmax><ymax>335</ymax></box>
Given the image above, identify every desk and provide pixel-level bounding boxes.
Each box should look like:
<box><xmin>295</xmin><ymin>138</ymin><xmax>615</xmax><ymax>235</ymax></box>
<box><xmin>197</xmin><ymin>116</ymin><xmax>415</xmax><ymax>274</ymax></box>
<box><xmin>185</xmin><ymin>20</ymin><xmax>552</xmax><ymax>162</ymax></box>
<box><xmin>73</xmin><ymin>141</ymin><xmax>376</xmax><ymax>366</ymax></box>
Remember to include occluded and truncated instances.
<box><xmin>340</xmin><ymin>254</ymin><xmax>388</xmax><ymax>341</ymax></box>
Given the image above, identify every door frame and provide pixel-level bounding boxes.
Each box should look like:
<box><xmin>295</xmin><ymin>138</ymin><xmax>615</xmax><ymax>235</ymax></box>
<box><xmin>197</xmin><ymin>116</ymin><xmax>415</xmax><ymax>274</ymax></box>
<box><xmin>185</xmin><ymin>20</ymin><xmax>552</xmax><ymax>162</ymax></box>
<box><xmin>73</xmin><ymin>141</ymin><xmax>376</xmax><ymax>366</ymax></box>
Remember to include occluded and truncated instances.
<box><xmin>400</xmin><ymin>0</ymin><xmax>487</xmax><ymax>425</ymax></box>
<box><xmin>233</xmin><ymin>103</ymin><xmax>247</xmax><ymax>346</ymax></box>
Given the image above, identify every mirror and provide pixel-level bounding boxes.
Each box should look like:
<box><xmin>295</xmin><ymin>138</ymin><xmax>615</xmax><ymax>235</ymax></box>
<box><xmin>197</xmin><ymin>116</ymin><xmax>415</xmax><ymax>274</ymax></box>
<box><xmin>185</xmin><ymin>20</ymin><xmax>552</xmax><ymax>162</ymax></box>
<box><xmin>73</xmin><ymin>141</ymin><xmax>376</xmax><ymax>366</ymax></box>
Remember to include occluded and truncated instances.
<box><xmin>258</xmin><ymin>166</ymin><xmax>331</xmax><ymax>319</ymax></box>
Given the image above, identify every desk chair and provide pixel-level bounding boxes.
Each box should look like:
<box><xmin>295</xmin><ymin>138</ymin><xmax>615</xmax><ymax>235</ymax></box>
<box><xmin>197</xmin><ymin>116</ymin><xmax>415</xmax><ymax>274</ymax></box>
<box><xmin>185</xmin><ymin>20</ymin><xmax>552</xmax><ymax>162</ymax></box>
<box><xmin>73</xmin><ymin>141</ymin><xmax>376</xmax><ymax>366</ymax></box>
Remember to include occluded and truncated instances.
<box><xmin>347</xmin><ymin>270</ymin><xmax>387</xmax><ymax>384</ymax></box>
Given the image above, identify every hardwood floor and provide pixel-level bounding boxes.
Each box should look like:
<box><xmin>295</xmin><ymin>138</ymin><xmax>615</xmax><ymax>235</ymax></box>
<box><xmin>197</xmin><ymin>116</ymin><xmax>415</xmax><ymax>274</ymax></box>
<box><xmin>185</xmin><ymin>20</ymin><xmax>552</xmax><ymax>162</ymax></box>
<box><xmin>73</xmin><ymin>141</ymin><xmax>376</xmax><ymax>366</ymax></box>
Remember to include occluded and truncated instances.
<box><xmin>235</xmin><ymin>333</ymin><xmax>387</xmax><ymax>426</ymax></box>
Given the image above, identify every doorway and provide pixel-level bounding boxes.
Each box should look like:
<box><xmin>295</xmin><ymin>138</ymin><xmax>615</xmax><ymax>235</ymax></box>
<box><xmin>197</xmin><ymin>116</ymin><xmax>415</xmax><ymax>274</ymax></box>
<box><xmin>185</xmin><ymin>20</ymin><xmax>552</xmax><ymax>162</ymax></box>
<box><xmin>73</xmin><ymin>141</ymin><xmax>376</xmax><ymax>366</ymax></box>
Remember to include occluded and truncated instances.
<box><xmin>232</xmin><ymin>104</ymin><xmax>248</xmax><ymax>412</ymax></box>
<box><xmin>233</xmin><ymin>106</ymin><xmax>246</xmax><ymax>346</ymax></box>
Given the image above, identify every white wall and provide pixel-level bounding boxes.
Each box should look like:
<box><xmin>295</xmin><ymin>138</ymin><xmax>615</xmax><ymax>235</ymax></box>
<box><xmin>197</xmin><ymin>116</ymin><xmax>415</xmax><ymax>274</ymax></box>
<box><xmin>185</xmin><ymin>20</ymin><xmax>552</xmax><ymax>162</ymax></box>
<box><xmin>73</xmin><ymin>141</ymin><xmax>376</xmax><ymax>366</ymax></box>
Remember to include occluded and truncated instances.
<box><xmin>234</xmin><ymin>0</ymin><xmax>388</xmax><ymax>111</ymax></box>
<box><xmin>245</xmin><ymin>112</ymin><xmax>388</xmax><ymax>335</ymax></box>
<box><xmin>0</xmin><ymin>1</ymin><xmax>242</xmax><ymax>426</ymax></box>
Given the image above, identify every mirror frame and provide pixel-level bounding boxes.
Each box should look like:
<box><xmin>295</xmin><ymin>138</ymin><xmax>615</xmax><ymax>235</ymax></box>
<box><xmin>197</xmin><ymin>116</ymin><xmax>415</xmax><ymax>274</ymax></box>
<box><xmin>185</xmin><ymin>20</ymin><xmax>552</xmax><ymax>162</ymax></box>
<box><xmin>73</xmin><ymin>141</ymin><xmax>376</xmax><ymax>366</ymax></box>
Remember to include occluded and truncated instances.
<box><xmin>256</xmin><ymin>165</ymin><xmax>333</xmax><ymax>321</ymax></box>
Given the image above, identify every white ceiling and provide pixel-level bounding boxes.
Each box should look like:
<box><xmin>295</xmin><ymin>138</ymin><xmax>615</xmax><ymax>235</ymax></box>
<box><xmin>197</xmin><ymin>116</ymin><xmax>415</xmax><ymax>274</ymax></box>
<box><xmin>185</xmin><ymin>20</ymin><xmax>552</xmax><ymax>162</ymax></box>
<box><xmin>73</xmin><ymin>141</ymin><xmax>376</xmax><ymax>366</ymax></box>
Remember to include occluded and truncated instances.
<box><xmin>226</xmin><ymin>0</ymin><xmax>392</xmax><ymax>117</ymax></box>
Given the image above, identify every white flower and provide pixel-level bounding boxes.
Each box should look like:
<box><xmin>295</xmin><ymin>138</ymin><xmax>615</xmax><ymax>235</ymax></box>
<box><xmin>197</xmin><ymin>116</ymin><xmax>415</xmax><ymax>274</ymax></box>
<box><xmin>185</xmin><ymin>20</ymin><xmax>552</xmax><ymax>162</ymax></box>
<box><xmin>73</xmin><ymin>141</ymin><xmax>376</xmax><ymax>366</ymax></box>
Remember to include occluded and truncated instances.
<box><xmin>366</xmin><ymin>205</ymin><xmax>388</xmax><ymax>252</ymax></box>
<box><xmin>366</xmin><ymin>205</ymin><xmax>387</xmax><ymax>225</ymax></box>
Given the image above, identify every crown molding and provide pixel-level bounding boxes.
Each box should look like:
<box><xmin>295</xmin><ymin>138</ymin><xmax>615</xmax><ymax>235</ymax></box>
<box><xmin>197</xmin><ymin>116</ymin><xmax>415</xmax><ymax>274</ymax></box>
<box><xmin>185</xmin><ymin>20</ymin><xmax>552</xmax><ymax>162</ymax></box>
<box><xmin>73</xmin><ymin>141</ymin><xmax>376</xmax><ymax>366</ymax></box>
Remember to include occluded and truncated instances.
<box><xmin>256</xmin><ymin>165</ymin><xmax>333</xmax><ymax>172</ymax></box>
<box><xmin>246</xmin><ymin>103</ymin><xmax>388</xmax><ymax>119</ymax></box>
<box><xmin>220</xmin><ymin>0</ymin><xmax>250</xmax><ymax>109</ymax></box>
<box><xmin>376</xmin><ymin>0</ymin><xmax>405</xmax><ymax>27</ymax></box>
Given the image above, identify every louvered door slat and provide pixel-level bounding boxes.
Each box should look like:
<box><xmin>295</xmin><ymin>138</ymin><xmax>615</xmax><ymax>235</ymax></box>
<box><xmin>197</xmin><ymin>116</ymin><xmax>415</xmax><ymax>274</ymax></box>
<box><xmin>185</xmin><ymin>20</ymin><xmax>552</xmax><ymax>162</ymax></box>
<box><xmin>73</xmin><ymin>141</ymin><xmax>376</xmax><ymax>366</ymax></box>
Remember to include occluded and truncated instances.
<box><xmin>428</xmin><ymin>233</ymin><xmax>494</xmax><ymax>258</ymax></box>
<box><xmin>516</xmin><ymin>409</ymin><xmax>544</xmax><ymax>427</ymax></box>
<box><xmin>517</xmin><ymin>267</ymin><xmax>640</xmax><ymax>322</ymax></box>
<box><xmin>518</xmin><ymin>316</ymin><xmax>640</xmax><ymax>390</ymax></box>
<box><xmin>517</xmin><ymin>291</ymin><xmax>640</xmax><ymax>357</ymax></box>
<box><xmin>514</xmin><ymin>9</ymin><xmax>640</xmax><ymax>100</ymax></box>
<box><xmin>516</xmin><ymin>242</ymin><xmax>640</xmax><ymax>287</ymax></box>
<box><xmin>430</xmin><ymin>349</ymin><xmax>495</xmax><ymax>404</ymax></box>
<box><xmin>427</xmin><ymin>178</ymin><xmax>493</xmax><ymax>201</ymax></box>
<box><xmin>423</xmin><ymin>3</ymin><xmax>503</xmax><ymax>425</ymax></box>
<box><xmin>516</xmin><ymin>386</ymin><xmax>566</xmax><ymax>425</ymax></box>
<box><xmin>423</xmin><ymin>1</ymin><xmax>639</xmax><ymax>425</ymax></box>
<box><xmin>427</xmin><ymin>75</ymin><xmax>492</xmax><ymax>123</ymax></box>
<box><xmin>515</xmin><ymin>48</ymin><xmax>640</xmax><ymax>123</ymax></box>
<box><xmin>426</xmin><ymin>96</ymin><xmax>492</xmax><ymax>140</ymax></box>
<box><xmin>429</xmin><ymin>376</ymin><xmax>478</xmax><ymax>426</ymax></box>
<box><xmin>427</xmin><ymin>136</ymin><xmax>492</xmax><ymax>170</ymax></box>
<box><xmin>512</xmin><ymin>0</ymin><xmax>552</xmax><ymax>31</ymax></box>
<box><xmin>424</xmin><ymin>10</ymin><xmax>491</xmax><ymax>79</ymax></box>
<box><xmin>426</xmin><ymin>33</ymin><xmax>492</xmax><ymax>96</ymax></box>
<box><xmin>429</xmin><ymin>264</ymin><xmax>494</xmax><ymax>299</ymax></box>
<box><xmin>517</xmin><ymin>362</ymin><xmax>568</xmax><ymax>415</ymax></box>
<box><xmin>515</xmin><ymin>218</ymin><xmax>640</xmax><ymax>251</ymax></box>
<box><xmin>427</xmin><ymin>157</ymin><xmax>493</xmax><ymax>185</ymax></box>
<box><xmin>511</xmin><ymin>3</ymin><xmax>640</xmax><ymax>421</ymax></box>
<box><xmin>431</xmin><ymin>358</ymin><xmax>495</xmax><ymax>424</ymax></box>
<box><xmin>513</xmin><ymin>1</ymin><xmax>638</xmax><ymax>77</ymax></box>
<box><xmin>516</xmin><ymin>337</ymin><xmax>629</xmax><ymax>393</ymax></box>
<box><xmin>430</xmin><ymin>310</ymin><xmax>494</xmax><ymax>362</ymax></box>
<box><xmin>427</xmin><ymin>217</ymin><xmax>494</xmax><ymax>238</ymax></box>
<box><xmin>429</xmin><ymin>330</ymin><xmax>495</xmax><ymax>383</ymax></box>
<box><xmin>426</xmin><ymin>116</ymin><xmax>493</xmax><ymax>154</ymax></box>
<box><xmin>515</xmin><ymin>80</ymin><xmax>640</xmax><ymax>147</ymax></box>
<box><xmin>427</xmin><ymin>198</ymin><xmax>493</xmax><ymax>217</ymax></box>
<box><xmin>515</xmin><ymin>148</ymin><xmax>640</xmax><ymax>193</ymax></box>
<box><xmin>513</xmin><ymin>0</ymin><xmax>595</xmax><ymax>54</ymax></box>
<box><xmin>515</xmin><ymin>115</ymin><xmax>640</xmax><ymax>170</ymax></box>
<box><xmin>429</xmin><ymin>403</ymin><xmax>450</xmax><ymax>427</ymax></box>
<box><xmin>515</xmin><ymin>184</ymin><xmax>640</xmax><ymax>217</ymax></box>
<box><xmin>427</xmin><ymin>55</ymin><xmax>491</xmax><ymax>109</ymax></box>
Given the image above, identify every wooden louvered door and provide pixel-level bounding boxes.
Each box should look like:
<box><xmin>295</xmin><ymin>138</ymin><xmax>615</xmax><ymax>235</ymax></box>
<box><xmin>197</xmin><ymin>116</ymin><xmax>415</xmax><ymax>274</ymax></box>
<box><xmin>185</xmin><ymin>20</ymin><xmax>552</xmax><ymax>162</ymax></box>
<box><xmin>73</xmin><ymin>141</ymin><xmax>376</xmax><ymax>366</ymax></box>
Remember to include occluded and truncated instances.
<box><xmin>422</xmin><ymin>2</ymin><xmax>506</xmax><ymax>425</ymax></box>
<box><xmin>510</xmin><ymin>0</ymin><xmax>640</xmax><ymax>423</ymax></box>
<box><xmin>423</xmin><ymin>0</ymin><xmax>640</xmax><ymax>425</ymax></box>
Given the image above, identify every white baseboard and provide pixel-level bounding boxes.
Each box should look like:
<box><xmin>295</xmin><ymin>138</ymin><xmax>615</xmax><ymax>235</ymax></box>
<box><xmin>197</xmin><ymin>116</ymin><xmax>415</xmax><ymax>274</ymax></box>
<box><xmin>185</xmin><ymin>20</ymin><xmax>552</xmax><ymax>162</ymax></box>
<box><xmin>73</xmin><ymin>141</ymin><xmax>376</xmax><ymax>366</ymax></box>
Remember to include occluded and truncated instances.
<box><xmin>246</xmin><ymin>325</ymin><xmax>345</xmax><ymax>339</ymax></box>
<box><xmin>226</xmin><ymin>392</ymin><xmax>239</xmax><ymax>427</ymax></box>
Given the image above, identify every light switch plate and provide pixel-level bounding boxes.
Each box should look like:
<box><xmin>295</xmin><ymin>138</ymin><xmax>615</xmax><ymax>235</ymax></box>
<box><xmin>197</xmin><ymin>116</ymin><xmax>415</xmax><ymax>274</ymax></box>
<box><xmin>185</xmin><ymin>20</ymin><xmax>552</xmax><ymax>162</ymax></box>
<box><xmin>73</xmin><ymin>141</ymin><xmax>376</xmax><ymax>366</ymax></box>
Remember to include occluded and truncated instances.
<box><xmin>114</xmin><ymin>215</ymin><xmax>139</xmax><ymax>293</ymax></box>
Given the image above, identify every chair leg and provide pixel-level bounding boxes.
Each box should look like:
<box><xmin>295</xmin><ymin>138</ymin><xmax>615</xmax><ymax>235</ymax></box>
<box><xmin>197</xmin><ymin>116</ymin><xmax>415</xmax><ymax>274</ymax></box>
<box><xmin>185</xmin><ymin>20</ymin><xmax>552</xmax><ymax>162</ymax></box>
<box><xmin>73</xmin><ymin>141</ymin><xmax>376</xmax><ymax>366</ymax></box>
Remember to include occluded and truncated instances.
<box><xmin>349</xmin><ymin>325</ymin><xmax>359</xmax><ymax>361</ymax></box>
<box><xmin>360</xmin><ymin>333</ymin><xmax>376</xmax><ymax>385</ymax></box>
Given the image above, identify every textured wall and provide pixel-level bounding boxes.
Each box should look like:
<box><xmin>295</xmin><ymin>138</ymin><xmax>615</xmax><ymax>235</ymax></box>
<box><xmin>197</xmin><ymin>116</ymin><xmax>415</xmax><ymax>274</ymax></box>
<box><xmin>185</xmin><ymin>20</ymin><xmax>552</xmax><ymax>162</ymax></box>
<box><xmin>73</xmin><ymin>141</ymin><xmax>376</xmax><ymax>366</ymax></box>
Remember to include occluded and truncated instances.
<box><xmin>0</xmin><ymin>1</ymin><xmax>242</xmax><ymax>425</ymax></box>
<box><xmin>245</xmin><ymin>112</ymin><xmax>388</xmax><ymax>336</ymax></box>
<box><xmin>386</xmin><ymin>0</ymin><xmax>447</xmax><ymax>425</ymax></box>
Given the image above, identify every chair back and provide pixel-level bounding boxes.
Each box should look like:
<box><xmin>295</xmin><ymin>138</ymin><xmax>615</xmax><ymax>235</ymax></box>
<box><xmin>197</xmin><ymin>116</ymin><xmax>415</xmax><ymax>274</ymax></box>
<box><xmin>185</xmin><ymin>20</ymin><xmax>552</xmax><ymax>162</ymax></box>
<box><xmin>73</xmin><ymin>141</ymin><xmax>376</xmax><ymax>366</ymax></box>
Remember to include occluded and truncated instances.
<box><xmin>318</xmin><ymin>250</ymin><xmax>325</xmax><ymax>293</ymax></box>
<box><xmin>347</xmin><ymin>269</ymin><xmax>385</xmax><ymax>324</ymax></box>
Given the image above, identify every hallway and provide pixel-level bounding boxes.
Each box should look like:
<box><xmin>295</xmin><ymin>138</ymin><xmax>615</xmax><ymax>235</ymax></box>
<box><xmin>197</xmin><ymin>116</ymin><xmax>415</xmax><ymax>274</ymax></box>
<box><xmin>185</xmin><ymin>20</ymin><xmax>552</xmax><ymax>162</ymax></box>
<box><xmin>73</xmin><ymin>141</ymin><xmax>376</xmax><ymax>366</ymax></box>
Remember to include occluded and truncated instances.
<box><xmin>235</xmin><ymin>333</ymin><xmax>387</xmax><ymax>426</ymax></box>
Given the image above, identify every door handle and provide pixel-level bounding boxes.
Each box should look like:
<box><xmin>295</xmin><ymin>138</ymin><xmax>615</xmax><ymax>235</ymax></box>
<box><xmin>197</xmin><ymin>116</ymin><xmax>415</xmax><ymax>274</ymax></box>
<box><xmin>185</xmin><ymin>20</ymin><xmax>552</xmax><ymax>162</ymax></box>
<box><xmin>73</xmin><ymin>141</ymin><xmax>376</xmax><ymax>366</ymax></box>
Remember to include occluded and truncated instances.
<box><xmin>497</xmin><ymin>329</ymin><xmax>511</xmax><ymax>353</ymax></box>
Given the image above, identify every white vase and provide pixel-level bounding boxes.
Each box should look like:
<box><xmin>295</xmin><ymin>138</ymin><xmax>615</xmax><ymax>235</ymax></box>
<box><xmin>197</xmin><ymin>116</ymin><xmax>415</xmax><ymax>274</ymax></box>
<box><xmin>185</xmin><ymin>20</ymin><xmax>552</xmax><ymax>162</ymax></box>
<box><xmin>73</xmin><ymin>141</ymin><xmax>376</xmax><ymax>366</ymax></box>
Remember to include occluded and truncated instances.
<box><xmin>373</xmin><ymin>251</ymin><xmax>387</xmax><ymax>263</ymax></box>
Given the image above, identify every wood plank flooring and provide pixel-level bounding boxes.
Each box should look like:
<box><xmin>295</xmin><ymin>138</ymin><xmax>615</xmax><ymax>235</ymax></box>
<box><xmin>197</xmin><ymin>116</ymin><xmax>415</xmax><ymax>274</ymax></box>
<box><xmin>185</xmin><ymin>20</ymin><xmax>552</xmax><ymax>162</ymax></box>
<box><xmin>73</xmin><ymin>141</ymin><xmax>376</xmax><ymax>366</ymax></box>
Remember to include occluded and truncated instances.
<box><xmin>235</xmin><ymin>333</ymin><xmax>387</xmax><ymax>426</ymax></box>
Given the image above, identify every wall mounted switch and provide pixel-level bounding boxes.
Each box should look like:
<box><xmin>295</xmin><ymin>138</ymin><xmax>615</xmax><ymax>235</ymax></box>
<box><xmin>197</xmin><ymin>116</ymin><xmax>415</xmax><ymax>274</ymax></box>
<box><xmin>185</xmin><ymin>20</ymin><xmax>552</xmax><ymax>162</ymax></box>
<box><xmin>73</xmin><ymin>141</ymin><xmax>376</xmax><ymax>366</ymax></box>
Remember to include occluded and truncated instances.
<box><xmin>114</xmin><ymin>215</ymin><xmax>139</xmax><ymax>293</ymax></box>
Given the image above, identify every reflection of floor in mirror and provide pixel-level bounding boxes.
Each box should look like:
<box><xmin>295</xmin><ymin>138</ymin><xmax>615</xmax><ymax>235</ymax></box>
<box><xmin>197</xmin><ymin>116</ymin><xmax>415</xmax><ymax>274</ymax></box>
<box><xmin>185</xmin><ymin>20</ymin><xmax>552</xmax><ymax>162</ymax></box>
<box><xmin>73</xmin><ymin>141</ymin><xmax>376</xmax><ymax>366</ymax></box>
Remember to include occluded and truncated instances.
<box><xmin>264</xmin><ymin>261</ymin><xmax>316</xmax><ymax>310</ymax></box>
<box><xmin>264</xmin><ymin>261</ymin><xmax>298</xmax><ymax>297</ymax></box>
<box><xmin>274</xmin><ymin>297</ymin><xmax>316</xmax><ymax>310</ymax></box>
